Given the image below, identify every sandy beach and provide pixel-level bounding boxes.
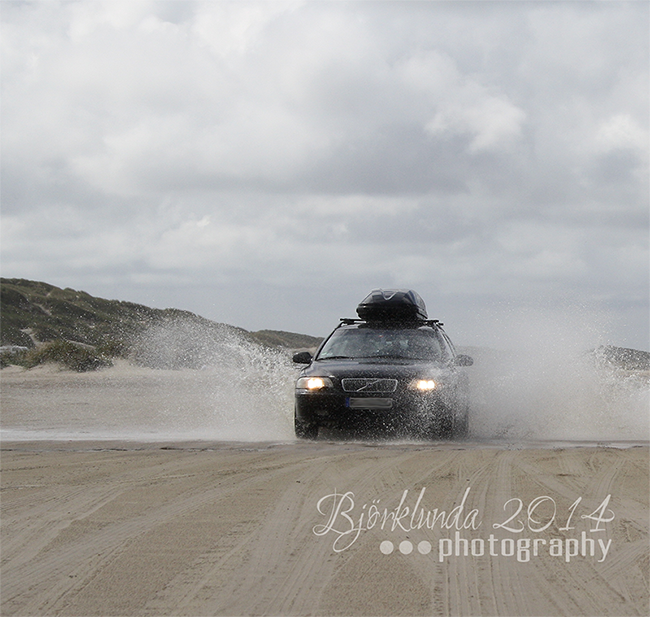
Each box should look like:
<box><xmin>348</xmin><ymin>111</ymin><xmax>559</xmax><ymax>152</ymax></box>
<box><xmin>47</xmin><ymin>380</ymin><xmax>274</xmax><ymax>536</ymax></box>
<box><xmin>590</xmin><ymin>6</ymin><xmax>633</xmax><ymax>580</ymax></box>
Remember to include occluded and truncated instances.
<box><xmin>1</xmin><ymin>364</ymin><xmax>648</xmax><ymax>616</ymax></box>
<box><xmin>2</xmin><ymin>439</ymin><xmax>648</xmax><ymax>617</ymax></box>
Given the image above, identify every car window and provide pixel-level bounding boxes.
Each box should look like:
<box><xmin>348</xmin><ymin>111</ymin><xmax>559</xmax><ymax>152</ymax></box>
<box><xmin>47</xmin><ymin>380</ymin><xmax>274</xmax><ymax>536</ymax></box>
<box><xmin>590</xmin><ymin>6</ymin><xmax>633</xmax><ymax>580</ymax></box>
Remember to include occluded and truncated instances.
<box><xmin>438</xmin><ymin>331</ymin><xmax>455</xmax><ymax>361</ymax></box>
<box><xmin>318</xmin><ymin>328</ymin><xmax>444</xmax><ymax>361</ymax></box>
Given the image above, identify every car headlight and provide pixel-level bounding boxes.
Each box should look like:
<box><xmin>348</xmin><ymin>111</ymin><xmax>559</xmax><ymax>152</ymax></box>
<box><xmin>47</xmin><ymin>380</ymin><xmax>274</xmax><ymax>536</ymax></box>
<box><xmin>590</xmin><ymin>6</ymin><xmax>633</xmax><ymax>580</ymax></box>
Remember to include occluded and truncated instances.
<box><xmin>296</xmin><ymin>377</ymin><xmax>334</xmax><ymax>391</ymax></box>
<box><xmin>411</xmin><ymin>379</ymin><xmax>437</xmax><ymax>391</ymax></box>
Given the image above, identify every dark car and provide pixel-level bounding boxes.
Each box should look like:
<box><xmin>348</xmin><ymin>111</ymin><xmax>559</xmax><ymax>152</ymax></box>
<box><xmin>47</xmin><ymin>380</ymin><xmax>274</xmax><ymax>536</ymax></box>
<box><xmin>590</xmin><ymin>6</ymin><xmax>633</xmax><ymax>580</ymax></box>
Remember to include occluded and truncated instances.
<box><xmin>293</xmin><ymin>289</ymin><xmax>473</xmax><ymax>440</ymax></box>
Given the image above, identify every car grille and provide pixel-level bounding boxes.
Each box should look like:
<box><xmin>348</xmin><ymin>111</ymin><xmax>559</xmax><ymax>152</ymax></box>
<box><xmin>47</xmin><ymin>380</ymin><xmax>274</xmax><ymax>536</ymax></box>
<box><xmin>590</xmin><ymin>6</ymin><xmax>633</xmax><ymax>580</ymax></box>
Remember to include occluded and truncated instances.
<box><xmin>341</xmin><ymin>378</ymin><xmax>398</xmax><ymax>393</ymax></box>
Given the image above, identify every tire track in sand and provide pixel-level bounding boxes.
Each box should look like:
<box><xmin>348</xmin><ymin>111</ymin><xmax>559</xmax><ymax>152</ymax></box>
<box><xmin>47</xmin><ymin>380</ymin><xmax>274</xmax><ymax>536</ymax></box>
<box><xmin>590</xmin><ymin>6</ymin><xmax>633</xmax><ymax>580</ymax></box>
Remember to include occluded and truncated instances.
<box><xmin>1</xmin><ymin>443</ymin><xmax>647</xmax><ymax>616</ymax></box>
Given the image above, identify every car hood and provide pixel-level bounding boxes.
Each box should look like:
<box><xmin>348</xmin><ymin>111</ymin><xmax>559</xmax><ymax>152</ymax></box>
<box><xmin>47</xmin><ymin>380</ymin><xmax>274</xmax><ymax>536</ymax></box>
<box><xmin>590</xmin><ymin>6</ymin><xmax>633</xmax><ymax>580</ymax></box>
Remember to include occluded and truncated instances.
<box><xmin>302</xmin><ymin>358</ymin><xmax>451</xmax><ymax>380</ymax></box>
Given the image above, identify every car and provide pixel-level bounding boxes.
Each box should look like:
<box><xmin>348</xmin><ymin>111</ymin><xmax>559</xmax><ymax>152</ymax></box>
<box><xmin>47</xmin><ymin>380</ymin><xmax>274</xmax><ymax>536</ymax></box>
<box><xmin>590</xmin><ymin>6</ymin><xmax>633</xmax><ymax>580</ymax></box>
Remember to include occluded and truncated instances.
<box><xmin>293</xmin><ymin>289</ymin><xmax>473</xmax><ymax>440</ymax></box>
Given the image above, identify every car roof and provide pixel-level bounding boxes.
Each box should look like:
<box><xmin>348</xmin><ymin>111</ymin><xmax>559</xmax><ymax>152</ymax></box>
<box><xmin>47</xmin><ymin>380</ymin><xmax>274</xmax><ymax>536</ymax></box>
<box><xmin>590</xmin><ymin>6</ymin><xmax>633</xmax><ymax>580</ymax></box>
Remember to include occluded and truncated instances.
<box><xmin>323</xmin><ymin>320</ymin><xmax>457</xmax><ymax>352</ymax></box>
<box><xmin>336</xmin><ymin>319</ymin><xmax>445</xmax><ymax>331</ymax></box>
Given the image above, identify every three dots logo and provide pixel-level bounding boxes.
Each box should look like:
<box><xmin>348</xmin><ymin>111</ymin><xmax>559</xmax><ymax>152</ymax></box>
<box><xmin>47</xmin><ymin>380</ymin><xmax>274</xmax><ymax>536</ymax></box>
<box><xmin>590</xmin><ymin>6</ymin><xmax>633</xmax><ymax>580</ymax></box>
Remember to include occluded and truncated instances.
<box><xmin>380</xmin><ymin>540</ymin><xmax>432</xmax><ymax>555</ymax></box>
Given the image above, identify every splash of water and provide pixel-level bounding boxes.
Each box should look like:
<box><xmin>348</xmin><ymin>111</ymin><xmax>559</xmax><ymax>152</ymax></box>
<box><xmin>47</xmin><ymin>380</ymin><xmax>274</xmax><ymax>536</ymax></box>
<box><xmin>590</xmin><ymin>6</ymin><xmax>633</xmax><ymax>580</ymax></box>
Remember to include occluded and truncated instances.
<box><xmin>467</xmin><ymin>309</ymin><xmax>649</xmax><ymax>441</ymax></box>
<box><xmin>0</xmin><ymin>317</ymin><xmax>302</xmax><ymax>442</ymax></box>
<box><xmin>5</xmin><ymin>311</ymin><xmax>644</xmax><ymax>443</ymax></box>
<box><xmin>131</xmin><ymin>318</ymin><xmax>298</xmax><ymax>440</ymax></box>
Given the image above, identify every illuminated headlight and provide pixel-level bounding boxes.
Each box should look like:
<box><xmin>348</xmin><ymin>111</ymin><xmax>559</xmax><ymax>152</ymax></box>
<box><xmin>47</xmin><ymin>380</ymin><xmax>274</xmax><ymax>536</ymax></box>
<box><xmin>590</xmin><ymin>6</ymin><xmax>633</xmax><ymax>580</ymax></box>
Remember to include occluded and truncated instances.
<box><xmin>296</xmin><ymin>377</ymin><xmax>333</xmax><ymax>391</ymax></box>
<box><xmin>412</xmin><ymin>379</ymin><xmax>437</xmax><ymax>391</ymax></box>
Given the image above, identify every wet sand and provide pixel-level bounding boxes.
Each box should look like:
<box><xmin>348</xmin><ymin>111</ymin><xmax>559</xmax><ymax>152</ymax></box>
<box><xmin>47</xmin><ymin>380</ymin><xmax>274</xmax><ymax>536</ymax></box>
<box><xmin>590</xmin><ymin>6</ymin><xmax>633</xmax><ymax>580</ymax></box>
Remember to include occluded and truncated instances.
<box><xmin>1</xmin><ymin>366</ymin><xmax>648</xmax><ymax>616</ymax></box>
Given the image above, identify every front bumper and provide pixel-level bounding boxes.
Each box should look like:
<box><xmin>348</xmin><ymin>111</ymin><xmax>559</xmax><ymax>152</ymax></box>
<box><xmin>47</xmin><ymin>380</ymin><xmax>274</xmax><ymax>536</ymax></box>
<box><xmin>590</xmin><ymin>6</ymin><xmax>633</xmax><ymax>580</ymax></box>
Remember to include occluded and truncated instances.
<box><xmin>295</xmin><ymin>389</ymin><xmax>454</xmax><ymax>434</ymax></box>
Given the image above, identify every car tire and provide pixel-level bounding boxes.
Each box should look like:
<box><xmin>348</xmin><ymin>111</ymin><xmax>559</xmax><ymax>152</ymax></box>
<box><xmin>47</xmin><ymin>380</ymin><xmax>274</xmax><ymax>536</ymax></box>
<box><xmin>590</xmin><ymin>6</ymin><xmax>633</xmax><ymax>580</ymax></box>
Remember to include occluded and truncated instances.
<box><xmin>424</xmin><ymin>414</ymin><xmax>453</xmax><ymax>440</ymax></box>
<box><xmin>295</xmin><ymin>417</ymin><xmax>319</xmax><ymax>440</ymax></box>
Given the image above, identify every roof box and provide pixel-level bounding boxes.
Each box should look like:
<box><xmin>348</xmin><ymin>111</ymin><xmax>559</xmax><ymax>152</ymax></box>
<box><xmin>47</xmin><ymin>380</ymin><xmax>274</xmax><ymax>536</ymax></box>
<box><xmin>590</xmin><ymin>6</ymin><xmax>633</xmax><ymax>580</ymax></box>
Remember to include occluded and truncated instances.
<box><xmin>356</xmin><ymin>289</ymin><xmax>428</xmax><ymax>322</ymax></box>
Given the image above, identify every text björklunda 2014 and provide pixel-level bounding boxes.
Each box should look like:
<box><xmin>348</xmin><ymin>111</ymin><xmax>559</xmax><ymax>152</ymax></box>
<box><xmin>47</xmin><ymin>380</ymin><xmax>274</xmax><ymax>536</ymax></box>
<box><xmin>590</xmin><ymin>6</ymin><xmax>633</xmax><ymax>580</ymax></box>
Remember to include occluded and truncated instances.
<box><xmin>312</xmin><ymin>487</ymin><xmax>615</xmax><ymax>562</ymax></box>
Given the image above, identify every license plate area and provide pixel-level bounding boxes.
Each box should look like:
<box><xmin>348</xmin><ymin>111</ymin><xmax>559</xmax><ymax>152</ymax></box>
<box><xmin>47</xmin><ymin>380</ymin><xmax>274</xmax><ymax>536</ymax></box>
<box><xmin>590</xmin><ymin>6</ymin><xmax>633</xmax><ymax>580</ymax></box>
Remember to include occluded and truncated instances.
<box><xmin>346</xmin><ymin>397</ymin><xmax>393</xmax><ymax>410</ymax></box>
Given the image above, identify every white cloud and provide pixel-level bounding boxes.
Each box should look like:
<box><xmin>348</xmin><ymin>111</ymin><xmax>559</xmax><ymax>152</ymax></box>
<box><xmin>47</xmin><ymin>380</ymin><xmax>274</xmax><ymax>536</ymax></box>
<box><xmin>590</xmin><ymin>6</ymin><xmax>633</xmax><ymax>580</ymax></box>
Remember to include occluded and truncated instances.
<box><xmin>67</xmin><ymin>0</ymin><xmax>157</xmax><ymax>40</ymax></box>
<box><xmin>596</xmin><ymin>114</ymin><xmax>648</xmax><ymax>154</ymax></box>
<box><xmin>402</xmin><ymin>51</ymin><xmax>526</xmax><ymax>153</ymax></box>
<box><xmin>426</xmin><ymin>91</ymin><xmax>526</xmax><ymax>153</ymax></box>
<box><xmin>191</xmin><ymin>0</ymin><xmax>302</xmax><ymax>57</ymax></box>
<box><xmin>1</xmin><ymin>0</ymin><xmax>647</xmax><ymax>348</ymax></box>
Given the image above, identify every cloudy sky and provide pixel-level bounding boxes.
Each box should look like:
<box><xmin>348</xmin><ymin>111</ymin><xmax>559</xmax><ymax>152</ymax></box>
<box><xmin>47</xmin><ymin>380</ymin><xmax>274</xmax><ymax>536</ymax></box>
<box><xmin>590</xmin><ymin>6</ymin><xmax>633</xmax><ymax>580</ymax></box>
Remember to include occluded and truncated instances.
<box><xmin>2</xmin><ymin>0</ymin><xmax>648</xmax><ymax>349</ymax></box>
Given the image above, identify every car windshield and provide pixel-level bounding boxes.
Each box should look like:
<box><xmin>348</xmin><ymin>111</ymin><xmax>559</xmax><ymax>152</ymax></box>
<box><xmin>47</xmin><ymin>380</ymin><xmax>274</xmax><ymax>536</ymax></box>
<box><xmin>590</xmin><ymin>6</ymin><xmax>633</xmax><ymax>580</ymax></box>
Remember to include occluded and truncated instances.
<box><xmin>317</xmin><ymin>327</ymin><xmax>444</xmax><ymax>361</ymax></box>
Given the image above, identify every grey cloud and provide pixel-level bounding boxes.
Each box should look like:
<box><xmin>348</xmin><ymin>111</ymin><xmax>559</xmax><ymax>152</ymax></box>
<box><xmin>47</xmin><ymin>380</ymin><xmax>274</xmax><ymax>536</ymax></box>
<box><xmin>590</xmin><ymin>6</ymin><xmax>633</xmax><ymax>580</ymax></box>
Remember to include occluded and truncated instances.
<box><xmin>1</xmin><ymin>0</ymin><xmax>647</xmax><ymax>349</ymax></box>
<box><xmin>588</xmin><ymin>148</ymin><xmax>646</xmax><ymax>190</ymax></box>
<box><xmin>297</xmin><ymin>127</ymin><xmax>471</xmax><ymax>195</ymax></box>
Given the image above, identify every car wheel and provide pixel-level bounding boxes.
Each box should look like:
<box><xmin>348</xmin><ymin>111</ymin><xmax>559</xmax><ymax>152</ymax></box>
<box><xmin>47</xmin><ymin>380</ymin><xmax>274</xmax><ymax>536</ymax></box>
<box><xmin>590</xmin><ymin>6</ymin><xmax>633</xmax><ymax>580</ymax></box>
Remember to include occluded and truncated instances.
<box><xmin>424</xmin><ymin>414</ymin><xmax>453</xmax><ymax>440</ymax></box>
<box><xmin>295</xmin><ymin>417</ymin><xmax>319</xmax><ymax>440</ymax></box>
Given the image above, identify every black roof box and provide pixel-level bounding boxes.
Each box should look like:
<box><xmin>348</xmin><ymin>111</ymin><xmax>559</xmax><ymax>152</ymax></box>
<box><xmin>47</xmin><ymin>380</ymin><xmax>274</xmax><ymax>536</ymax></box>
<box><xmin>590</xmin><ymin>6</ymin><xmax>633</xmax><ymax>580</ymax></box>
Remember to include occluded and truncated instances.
<box><xmin>356</xmin><ymin>289</ymin><xmax>428</xmax><ymax>321</ymax></box>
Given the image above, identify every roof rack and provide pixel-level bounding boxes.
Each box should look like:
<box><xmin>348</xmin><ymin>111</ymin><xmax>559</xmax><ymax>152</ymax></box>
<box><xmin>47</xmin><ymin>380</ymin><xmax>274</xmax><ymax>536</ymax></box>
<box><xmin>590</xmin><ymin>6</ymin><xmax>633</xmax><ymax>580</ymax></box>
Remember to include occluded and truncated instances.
<box><xmin>339</xmin><ymin>317</ymin><xmax>444</xmax><ymax>327</ymax></box>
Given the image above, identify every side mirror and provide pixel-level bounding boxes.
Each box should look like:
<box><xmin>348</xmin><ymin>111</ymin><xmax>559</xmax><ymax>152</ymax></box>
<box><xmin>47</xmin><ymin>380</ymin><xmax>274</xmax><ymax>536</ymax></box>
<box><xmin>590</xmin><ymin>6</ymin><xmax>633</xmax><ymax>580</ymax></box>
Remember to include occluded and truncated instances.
<box><xmin>293</xmin><ymin>351</ymin><xmax>313</xmax><ymax>364</ymax></box>
<box><xmin>454</xmin><ymin>354</ymin><xmax>474</xmax><ymax>367</ymax></box>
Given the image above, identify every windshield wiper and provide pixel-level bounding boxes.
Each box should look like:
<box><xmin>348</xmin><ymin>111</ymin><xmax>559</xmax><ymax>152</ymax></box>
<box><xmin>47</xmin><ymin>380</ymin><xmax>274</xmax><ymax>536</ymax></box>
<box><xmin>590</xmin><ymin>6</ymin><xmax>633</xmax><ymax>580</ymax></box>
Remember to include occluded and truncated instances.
<box><xmin>319</xmin><ymin>355</ymin><xmax>354</xmax><ymax>360</ymax></box>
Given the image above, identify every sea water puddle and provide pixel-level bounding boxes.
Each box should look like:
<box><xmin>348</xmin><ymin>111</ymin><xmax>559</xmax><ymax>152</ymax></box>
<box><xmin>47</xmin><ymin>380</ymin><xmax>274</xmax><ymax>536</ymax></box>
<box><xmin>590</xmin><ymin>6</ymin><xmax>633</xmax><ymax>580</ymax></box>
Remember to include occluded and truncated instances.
<box><xmin>2</xmin><ymin>320</ymin><xmax>648</xmax><ymax>444</ymax></box>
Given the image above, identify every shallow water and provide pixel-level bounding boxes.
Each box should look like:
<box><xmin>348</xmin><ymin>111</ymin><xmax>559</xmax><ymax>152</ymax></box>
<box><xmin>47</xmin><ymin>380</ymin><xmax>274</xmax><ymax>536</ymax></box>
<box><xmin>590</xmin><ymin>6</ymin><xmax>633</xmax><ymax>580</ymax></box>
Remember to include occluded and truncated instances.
<box><xmin>1</xmin><ymin>361</ymin><xmax>295</xmax><ymax>442</ymax></box>
<box><xmin>1</xmin><ymin>325</ymin><xmax>648</xmax><ymax>443</ymax></box>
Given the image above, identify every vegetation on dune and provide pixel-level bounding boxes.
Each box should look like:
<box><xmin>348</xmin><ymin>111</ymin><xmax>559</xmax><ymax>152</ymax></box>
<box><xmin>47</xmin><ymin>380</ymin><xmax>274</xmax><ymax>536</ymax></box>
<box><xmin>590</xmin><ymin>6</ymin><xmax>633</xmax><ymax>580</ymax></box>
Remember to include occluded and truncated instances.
<box><xmin>6</xmin><ymin>277</ymin><xmax>643</xmax><ymax>374</ymax></box>
<box><xmin>0</xmin><ymin>278</ymin><xmax>322</xmax><ymax>371</ymax></box>
<box><xmin>1</xmin><ymin>278</ymin><xmax>163</xmax><ymax>351</ymax></box>
<box><xmin>17</xmin><ymin>340</ymin><xmax>113</xmax><ymax>372</ymax></box>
